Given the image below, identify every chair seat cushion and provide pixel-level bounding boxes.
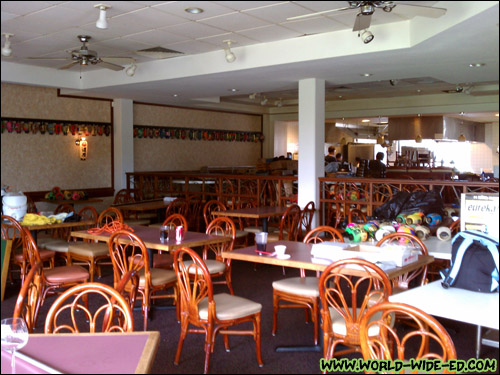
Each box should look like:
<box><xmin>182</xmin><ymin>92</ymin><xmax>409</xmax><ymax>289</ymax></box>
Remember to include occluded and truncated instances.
<box><xmin>138</xmin><ymin>268</ymin><xmax>177</xmax><ymax>287</ymax></box>
<box><xmin>243</xmin><ymin>226</ymin><xmax>263</xmax><ymax>234</ymax></box>
<box><xmin>44</xmin><ymin>265</ymin><xmax>89</xmax><ymax>283</ymax></box>
<box><xmin>68</xmin><ymin>242</ymin><xmax>109</xmax><ymax>257</ymax></box>
<box><xmin>329</xmin><ymin>307</ymin><xmax>392</xmax><ymax>336</ymax></box>
<box><xmin>13</xmin><ymin>249</ymin><xmax>55</xmax><ymax>262</ymax></box>
<box><xmin>198</xmin><ymin>293</ymin><xmax>262</xmax><ymax>321</ymax></box>
<box><xmin>42</xmin><ymin>239</ymin><xmax>70</xmax><ymax>253</ymax></box>
<box><xmin>184</xmin><ymin>259</ymin><xmax>226</xmax><ymax>274</ymax></box>
<box><xmin>235</xmin><ymin>230</ymin><xmax>248</xmax><ymax>239</ymax></box>
<box><xmin>273</xmin><ymin>277</ymin><xmax>319</xmax><ymax>297</ymax></box>
<box><xmin>124</xmin><ymin>219</ymin><xmax>151</xmax><ymax>226</ymax></box>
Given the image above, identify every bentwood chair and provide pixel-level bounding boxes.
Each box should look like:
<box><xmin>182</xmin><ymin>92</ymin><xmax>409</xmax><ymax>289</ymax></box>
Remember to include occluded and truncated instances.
<box><xmin>267</xmin><ymin>204</ymin><xmax>301</xmax><ymax>242</ymax></box>
<box><xmin>153</xmin><ymin>213</ymin><xmax>189</xmax><ymax>269</ymax></box>
<box><xmin>1</xmin><ymin>215</ymin><xmax>55</xmax><ymax>284</ymax></box>
<box><xmin>22</xmin><ymin>227</ymin><xmax>89</xmax><ymax>327</ymax></box>
<box><xmin>186</xmin><ymin>217</ymin><xmax>236</xmax><ymax>295</ymax></box>
<box><xmin>376</xmin><ymin>232</ymin><xmax>428</xmax><ymax>292</ymax></box>
<box><xmin>203</xmin><ymin>200</ymin><xmax>227</xmax><ymax>229</ymax></box>
<box><xmin>13</xmin><ymin>262</ymin><xmax>43</xmax><ymax>333</ymax></box>
<box><xmin>108</xmin><ymin>230</ymin><xmax>178</xmax><ymax>331</ymax></box>
<box><xmin>298</xmin><ymin>201</ymin><xmax>315</xmax><ymax>240</ymax></box>
<box><xmin>347</xmin><ymin>208</ymin><xmax>367</xmax><ymax>224</ymax></box>
<box><xmin>165</xmin><ymin>198</ymin><xmax>189</xmax><ymax>221</ymax></box>
<box><xmin>360</xmin><ymin>301</ymin><xmax>457</xmax><ymax>373</ymax></box>
<box><xmin>44</xmin><ymin>274</ymin><xmax>136</xmax><ymax>333</ymax></box>
<box><xmin>68</xmin><ymin>207</ymin><xmax>123</xmax><ymax>281</ymax></box>
<box><xmin>272</xmin><ymin>226</ymin><xmax>343</xmax><ymax>346</ymax></box>
<box><xmin>40</xmin><ymin>206</ymin><xmax>98</xmax><ymax>265</ymax></box>
<box><xmin>173</xmin><ymin>247</ymin><xmax>263</xmax><ymax>374</ymax></box>
<box><xmin>319</xmin><ymin>259</ymin><xmax>393</xmax><ymax>362</ymax></box>
<box><xmin>113</xmin><ymin>189</ymin><xmax>154</xmax><ymax>225</ymax></box>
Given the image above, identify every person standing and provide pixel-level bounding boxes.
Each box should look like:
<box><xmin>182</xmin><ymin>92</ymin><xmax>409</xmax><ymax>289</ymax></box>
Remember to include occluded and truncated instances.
<box><xmin>368</xmin><ymin>152</ymin><xmax>387</xmax><ymax>178</ymax></box>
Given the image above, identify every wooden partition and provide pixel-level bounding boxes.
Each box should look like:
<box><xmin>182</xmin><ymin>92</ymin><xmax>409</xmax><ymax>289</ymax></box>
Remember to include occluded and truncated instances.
<box><xmin>126</xmin><ymin>172</ymin><xmax>498</xmax><ymax>225</ymax></box>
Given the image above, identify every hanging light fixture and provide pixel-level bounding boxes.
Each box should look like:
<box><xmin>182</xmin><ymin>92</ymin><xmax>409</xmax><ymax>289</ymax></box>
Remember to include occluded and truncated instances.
<box><xmin>125</xmin><ymin>62</ymin><xmax>137</xmax><ymax>77</ymax></box>
<box><xmin>1</xmin><ymin>33</ymin><xmax>14</xmax><ymax>57</ymax></box>
<box><xmin>376</xmin><ymin>134</ymin><xmax>385</xmax><ymax>144</ymax></box>
<box><xmin>94</xmin><ymin>4</ymin><xmax>111</xmax><ymax>29</ymax></box>
<box><xmin>223</xmin><ymin>40</ymin><xmax>236</xmax><ymax>63</ymax></box>
<box><xmin>458</xmin><ymin>134</ymin><xmax>466</xmax><ymax>142</ymax></box>
<box><xmin>415</xmin><ymin>134</ymin><xmax>423</xmax><ymax>143</ymax></box>
<box><xmin>340</xmin><ymin>137</ymin><xmax>347</xmax><ymax>145</ymax></box>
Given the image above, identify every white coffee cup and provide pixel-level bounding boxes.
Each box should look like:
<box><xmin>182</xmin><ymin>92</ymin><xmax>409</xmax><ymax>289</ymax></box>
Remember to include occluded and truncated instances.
<box><xmin>274</xmin><ymin>245</ymin><xmax>286</xmax><ymax>257</ymax></box>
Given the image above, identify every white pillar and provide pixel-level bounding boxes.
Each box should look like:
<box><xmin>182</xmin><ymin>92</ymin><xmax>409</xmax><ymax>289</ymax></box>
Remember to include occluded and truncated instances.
<box><xmin>298</xmin><ymin>79</ymin><xmax>325</xmax><ymax>226</ymax></box>
<box><xmin>113</xmin><ymin>99</ymin><xmax>134</xmax><ymax>191</ymax></box>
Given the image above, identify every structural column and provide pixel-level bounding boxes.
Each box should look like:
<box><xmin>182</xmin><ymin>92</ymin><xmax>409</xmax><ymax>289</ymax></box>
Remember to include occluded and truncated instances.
<box><xmin>113</xmin><ymin>99</ymin><xmax>134</xmax><ymax>191</ymax></box>
<box><xmin>297</xmin><ymin>79</ymin><xmax>325</xmax><ymax>223</ymax></box>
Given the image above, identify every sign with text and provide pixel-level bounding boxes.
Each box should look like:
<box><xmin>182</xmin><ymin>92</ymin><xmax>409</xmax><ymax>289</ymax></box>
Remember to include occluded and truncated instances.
<box><xmin>461</xmin><ymin>193</ymin><xmax>499</xmax><ymax>240</ymax></box>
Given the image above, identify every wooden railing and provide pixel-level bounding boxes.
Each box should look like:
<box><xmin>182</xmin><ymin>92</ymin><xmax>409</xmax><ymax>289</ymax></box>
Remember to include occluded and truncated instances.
<box><xmin>126</xmin><ymin>172</ymin><xmax>498</xmax><ymax>225</ymax></box>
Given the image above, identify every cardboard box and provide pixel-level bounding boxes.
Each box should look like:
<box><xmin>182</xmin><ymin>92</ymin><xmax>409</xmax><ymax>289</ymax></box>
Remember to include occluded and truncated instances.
<box><xmin>311</xmin><ymin>242</ymin><xmax>418</xmax><ymax>267</ymax></box>
<box><xmin>460</xmin><ymin>193</ymin><xmax>499</xmax><ymax>241</ymax></box>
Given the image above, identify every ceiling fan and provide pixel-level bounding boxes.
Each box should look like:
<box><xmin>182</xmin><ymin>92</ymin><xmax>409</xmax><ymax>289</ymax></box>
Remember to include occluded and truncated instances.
<box><xmin>27</xmin><ymin>35</ymin><xmax>133</xmax><ymax>71</ymax></box>
<box><xmin>287</xmin><ymin>1</ymin><xmax>447</xmax><ymax>32</ymax></box>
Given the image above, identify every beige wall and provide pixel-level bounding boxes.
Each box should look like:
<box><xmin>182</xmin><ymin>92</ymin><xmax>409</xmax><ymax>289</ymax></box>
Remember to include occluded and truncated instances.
<box><xmin>133</xmin><ymin>103</ymin><xmax>262</xmax><ymax>171</ymax></box>
<box><xmin>1</xmin><ymin>83</ymin><xmax>112</xmax><ymax>193</ymax></box>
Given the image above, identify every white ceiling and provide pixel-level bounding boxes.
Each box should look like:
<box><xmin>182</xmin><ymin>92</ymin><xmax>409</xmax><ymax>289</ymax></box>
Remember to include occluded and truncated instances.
<box><xmin>1</xmin><ymin>1</ymin><xmax>499</xmax><ymax>122</ymax></box>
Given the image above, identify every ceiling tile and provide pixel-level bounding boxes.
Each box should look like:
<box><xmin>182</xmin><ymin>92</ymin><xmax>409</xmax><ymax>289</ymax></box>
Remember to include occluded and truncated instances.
<box><xmin>198</xmin><ymin>32</ymin><xmax>259</xmax><ymax>47</ymax></box>
<box><xmin>237</xmin><ymin>25</ymin><xmax>302</xmax><ymax>43</ymax></box>
<box><xmin>165</xmin><ymin>39</ymin><xmax>217</xmax><ymax>54</ymax></box>
<box><xmin>211</xmin><ymin>1</ymin><xmax>286</xmax><ymax>12</ymax></box>
<box><xmin>198</xmin><ymin>12</ymin><xmax>271</xmax><ymax>32</ymax></box>
<box><xmin>94</xmin><ymin>36</ymin><xmax>155</xmax><ymax>51</ymax></box>
<box><xmin>1</xmin><ymin>11</ymin><xmax>18</xmax><ymax>23</ymax></box>
<box><xmin>152</xmin><ymin>1</ymin><xmax>236</xmax><ymax>20</ymax></box>
<box><xmin>242</xmin><ymin>2</ymin><xmax>312</xmax><ymax>23</ymax></box>
<box><xmin>111</xmin><ymin>7</ymin><xmax>189</xmax><ymax>30</ymax></box>
<box><xmin>1</xmin><ymin>1</ymin><xmax>55</xmax><ymax>16</ymax></box>
<box><xmin>160</xmin><ymin>21</ymin><xmax>228</xmax><ymax>39</ymax></box>
<box><xmin>281</xmin><ymin>17</ymin><xmax>349</xmax><ymax>34</ymax></box>
<box><xmin>122</xmin><ymin>29</ymin><xmax>189</xmax><ymax>46</ymax></box>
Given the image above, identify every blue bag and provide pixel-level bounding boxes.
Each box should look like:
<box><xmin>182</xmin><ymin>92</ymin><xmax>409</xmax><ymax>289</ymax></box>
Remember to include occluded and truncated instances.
<box><xmin>441</xmin><ymin>231</ymin><xmax>499</xmax><ymax>293</ymax></box>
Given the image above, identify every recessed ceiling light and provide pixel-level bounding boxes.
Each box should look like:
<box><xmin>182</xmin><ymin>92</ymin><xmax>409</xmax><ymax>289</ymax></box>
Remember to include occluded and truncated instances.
<box><xmin>228</xmin><ymin>88</ymin><xmax>239</xmax><ymax>92</ymax></box>
<box><xmin>185</xmin><ymin>7</ymin><xmax>203</xmax><ymax>14</ymax></box>
<box><xmin>469</xmin><ymin>63</ymin><xmax>485</xmax><ymax>68</ymax></box>
<box><xmin>172</xmin><ymin>94</ymin><xmax>179</xmax><ymax>97</ymax></box>
<box><xmin>361</xmin><ymin>73</ymin><xmax>372</xmax><ymax>77</ymax></box>
<box><xmin>495</xmin><ymin>113</ymin><xmax>499</xmax><ymax>117</ymax></box>
<box><xmin>361</xmin><ymin>119</ymin><xmax>370</xmax><ymax>123</ymax></box>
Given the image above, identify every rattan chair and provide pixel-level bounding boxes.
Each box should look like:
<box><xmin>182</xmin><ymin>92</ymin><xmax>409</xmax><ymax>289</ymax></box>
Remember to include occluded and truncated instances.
<box><xmin>360</xmin><ymin>301</ymin><xmax>457</xmax><ymax>373</ymax></box>
<box><xmin>319</xmin><ymin>258</ymin><xmax>393</xmax><ymax>361</ymax></box>
<box><xmin>272</xmin><ymin>226</ymin><xmax>344</xmax><ymax>345</ymax></box>
<box><xmin>173</xmin><ymin>247</ymin><xmax>263</xmax><ymax>374</ymax></box>
<box><xmin>13</xmin><ymin>262</ymin><xmax>43</xmax><ymax>333</ymax></box>
<box><xmin>267</xmin><ymin>204</ymin><xmax>301</xmax><ymax>242</ymax></box>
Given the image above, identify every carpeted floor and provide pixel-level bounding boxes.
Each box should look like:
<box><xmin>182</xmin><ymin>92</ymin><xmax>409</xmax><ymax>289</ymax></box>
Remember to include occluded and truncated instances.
<box><xmin>2</xmin><ymin>257</ymin><xmax>498</xmax><ymax>374</ymax></box>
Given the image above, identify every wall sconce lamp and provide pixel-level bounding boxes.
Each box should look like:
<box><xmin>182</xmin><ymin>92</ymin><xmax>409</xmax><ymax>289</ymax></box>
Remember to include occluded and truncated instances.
<box><xmin>223</xmin><ymin>40</ymin><xmax>236</xmax><ymax>63</ymax></box>
<box><xmin>75</xmin><ymin>137</ymin><xmax>88</xmax><ymax>160</ymax></box>
<box><xmin>94</xmin><ymin>4</ymin><xmax>111</xmax><ymax>29</ymax></box>
<box><xmin>1</xmin><ymin>33</ymin><xmax>14</xmax><ymax>57</ymax></box>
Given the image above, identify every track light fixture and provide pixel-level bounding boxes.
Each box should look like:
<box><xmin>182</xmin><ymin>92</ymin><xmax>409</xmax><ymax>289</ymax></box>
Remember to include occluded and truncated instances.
<box><xmin>359</xmin><ymin>29</ymin><xmax>374</xmax><ymax>44</ymax></box>
<box><xmin>223</xmin><ymin>40</ymin><xmax>236</xmax><ymax>63</ymax></box>
<box><xmin>125</xmin><ymin>62</ymin><xmax>137</xmax><ymax>77</ymax></box>
<box><xmin>1</xmin><ymin>33</ymin><xmax>14</xmax><ymax>57</ymax></box>
<box><xmin>249</xmin><ymin>93</ymin><xmax>257</xmax><ymax>100</ymax></box>
<box><xmin>260</xmin><ymin>97</ymin><xmax>268</xmax><ymax>106</ymax></box>
<box><xmin>275</xmin><ymin>98</ymin><xmax>283</xmax><ymax>107</ymax></box>
<box><xmin>94</xmin><ymin>4</ymin><xmax>111</xmax><ymax>29</ymax></box>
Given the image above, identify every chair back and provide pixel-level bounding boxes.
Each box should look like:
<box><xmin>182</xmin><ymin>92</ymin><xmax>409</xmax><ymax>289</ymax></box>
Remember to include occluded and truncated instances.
<box><xmin>113</xmin><ymin>189</ymin><xmax>135</xmax><ymax>205</ymax></box>
<box><xmin>348</xmin><ymin>208</ymin><xmax>366</xmax><ymax>224</ymax></box>
<box><xmin>13</xmin><ymin>262</ymin><xmax>43</xmax><ymax>333</ymax></box>
<box><xmin>54</xmin><ymin>204</ymin><xmax>75</xmax><ymax>214</ymax></box>
<box><xmin>21</xmin><ymin>227</ymin><xmax>43</xmax><ymax>269</ymax></box>
<box><xmin>78</xmin><ymin>206</ymin><xmax>98</xmax><ymax>226</ymax></box>
<box><xmin>278</xmin><ymin>204</ymin><xmax>301</xmax><ymax>241</ymax></box>
<box><xmin>166</xmin><ymin>198</ymin><xmax>189</xmax><ymax>219</ymax></box>
<box><xmin>204</xmin><ymin>217</ymin><xmax>236</xmax><ymax>262</ymax></box>
<box><xmin>319</xmin><ymin>258</ymin><xmax>392</xmax><ymax>347</ymax></box>
<box><xmin>108</xmin><ymin>230</ymin><xmax>149</xmax><ymax>290</ymax></box>
<box><xmin>44</xmin><ymin>282</ymin><xmax>134</xmax><ymax>333</ymax></box>
<box><xmin>303</xmin><ymin>225</ymin><xmax>343</xmax><ymax>244</ymax></box>
<box><xmin>360</xmin><ymin>301</ymin><xmax>457</xmax><ymax>368</ymax></box>
<box><xmin>98</xmin><ymin>207</ymin><xmax>124</xmax><ymax>227</ymax></box>
<box><xmin>187</xmin><ymin>195</ymin><xmax>203</xmax><ymax>232</ymax></box>
<box><xmin>173</xmin><ymin>247</ymin><xmax>213</xmax><ymax>325</ymax></box>
<box><xmin>203</xmin><ymin>200</ymin><xmax>227</xmax><ymax>228</ymax></box>
<box><xmin>1</xmin><ymin>215</ymin><xmax>24</xmax><ymax>258</ymax></box>
<box><xmin>449</xmin><ymin>219</ymin><xmax>460</xmax><ymax>235</ymax></box>
<box><xmin>163</xmin><ymin>213</ymin><xmax>188</xmax><ymax>231</ymax></box>
<box><xmin>376</xmin><ymin>232</ymin><xmax>428</xmax><ymax>290</ymax></box>
<box><xmin>299</xmin><ymin>201</ymin><xmax>315</xmax><ymax>239</ymax></box>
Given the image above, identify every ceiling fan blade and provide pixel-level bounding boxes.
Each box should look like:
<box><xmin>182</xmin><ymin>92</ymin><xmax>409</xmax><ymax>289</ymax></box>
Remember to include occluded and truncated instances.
<box><xmin>353</xmin><ymin>14</ymin><xmax>372</xmax><ymax>32</ymax></box>
<box><xmin>97</xmin><ymin>60</ymin><xmax>124</xmax><ymax>71</ymax></box>
<box><xmin>286</xmin><ymin>6</ymin><xmax>355</xmax><ymax>21</ymax></box>
<box><xmin>26</xmin><ymin>57</ymin><xmax>70</xmax><ymax>61</ymax></box>
<box><xmin>58</xmin><ymin>61</ymin><xmax>79</xmax><ymax>70</ymax></box>
<box><xmin>393</xmin><ymin>4</ymin><xmax>447</xmax><ymax>18</ymax></box>
<box><xmin>101</xmin><ymin>57</ymin><xmax>134</xmax><ymax>64</ymax></box>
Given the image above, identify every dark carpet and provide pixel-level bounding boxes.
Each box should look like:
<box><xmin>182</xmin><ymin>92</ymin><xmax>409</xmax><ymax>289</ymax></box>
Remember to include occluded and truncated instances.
<box><xmin>2</xmin><ymin>257</ymin><xmax>498</xmax><ymax>374</ymax></box>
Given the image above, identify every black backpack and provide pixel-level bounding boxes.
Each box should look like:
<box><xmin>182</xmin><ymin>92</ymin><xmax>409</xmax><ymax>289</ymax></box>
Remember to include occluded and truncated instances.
<box><xmin>441</xmin><ymin>231</ymin><xmax>499</xmax><ymax>293</ymax></box>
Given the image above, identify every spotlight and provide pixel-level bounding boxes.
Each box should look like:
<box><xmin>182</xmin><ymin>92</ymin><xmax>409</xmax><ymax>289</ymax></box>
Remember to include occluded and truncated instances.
<box><xmin>275</xmin><ymin>99</ymin><xmax>283</xmax><ymax>107</ymax></box>
<box><xmin>249</xmin><ymin>93</ymin><xmax>257</xmax><ymax>100</ymax></box>
<box><xmin>125</xmin><ymin>63</ymin><xmax>137</xmax><ymax>77</ymax></box>
<box><xmin>389</xmin><ymin>79</ymin><xmax>399</xmax><ymax>86</ymax></box>
<box><xmin>223</xmin><ymin>40</ymin><xmax>236</xmax><ymax>63</ymax></box>
<box><xmin>359</xmin><ymin>29</ymin><xmax>374</xmax><ymax>44</ymax></box>
<box><xmin>260</xmin><ymin>97</ymin><xmax>268</xmax><ymax>106</ymax></box>
<box><xmin>94</xmin><ymin>4</ymin><xmax>111</xmax><ymax>29</ymax></box>
<box><xmin>1</xmin><ymin>33</ymin><xmax>14</xmax><ymax>57</ymax></box>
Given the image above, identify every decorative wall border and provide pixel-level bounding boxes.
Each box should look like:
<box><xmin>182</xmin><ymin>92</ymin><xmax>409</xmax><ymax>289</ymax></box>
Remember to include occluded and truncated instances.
<box><xmin>133</xmin><ymin>125</ymin><xmax>264</xmax><ymax>142</ymax></box>
<box><xmin>1</xmin><ymin>117</ymin><xmax>112</xmax><ymax>136</ymax></box>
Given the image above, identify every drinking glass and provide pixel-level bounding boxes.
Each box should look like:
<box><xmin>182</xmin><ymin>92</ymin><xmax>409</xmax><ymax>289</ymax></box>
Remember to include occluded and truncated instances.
<box><xmin>1</xmin><ymin>318</ymin><xmax>29</xmax><ymax>374</ymax></box>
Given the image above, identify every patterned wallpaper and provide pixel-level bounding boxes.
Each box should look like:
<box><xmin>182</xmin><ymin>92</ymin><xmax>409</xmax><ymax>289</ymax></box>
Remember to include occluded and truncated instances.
<box><xmin>1</xmin><ymin>83</ymin><xmax>112</xmax><ymax>192</ymax></box>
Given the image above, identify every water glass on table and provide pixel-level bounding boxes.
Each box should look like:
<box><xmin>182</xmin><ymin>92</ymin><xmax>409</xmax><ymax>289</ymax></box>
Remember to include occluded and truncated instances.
<box><xmin>255</xmin><ymin>232</ymin><xmax>268</xmax><ymax>254</ymax></box>
<box><xmin>1</xmin><ymin>318</ymin><xmax>29</xmax><ymax>374</ymax></box>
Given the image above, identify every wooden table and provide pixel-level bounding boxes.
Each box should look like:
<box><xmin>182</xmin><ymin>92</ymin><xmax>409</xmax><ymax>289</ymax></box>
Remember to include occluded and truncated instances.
<box><xmin>71</xmin><ymin>224</ymin><xmax>231</xmax><ymax>268</ymax></box>
<box><xmin>112</xmin><ymin>198</ymin><xmax>172</xmax><ymax>212</ymax></box>
<box><xmin>390</xmin><ymin>280</ymin><xmax>499</xmax><ymax>358</ymax></box>
<box><xmin>22</xmin><ymin>220</ymin><xmax>96</xmax><ymax>244</ymax></box>
<box><xmin>422</xmin><ymin>237</ymin><xmax>452</xmax><ymax>260</ymax></box>
<box><xmin>0</xmin><ymin>331</ymin><xmax>160</xmax><ymax>374</ymax></box>
<box><xmin>213</xmin><ymin>206</ymin><xmax>287</xmax><ymax>232</ymax></box>
<box><xmin>222</xmin><ymin>240</ymin><xmax>434</xmax><ymax>279</ymax></box>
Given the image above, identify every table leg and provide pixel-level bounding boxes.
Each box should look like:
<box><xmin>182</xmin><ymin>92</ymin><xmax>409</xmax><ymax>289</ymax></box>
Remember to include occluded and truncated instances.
<box><xmin>476</xmin><ymin>325</ymin><xmax>482</xmax><ymax>358</ymax></box>
<box><xmin>262</xmin><ymin>218</ymin><xmax>268</xmax><ymax>233</ymax></box>
<box><xmin>148</xmin><ymin>248</ymin><xmax>154</xmax><ymax>269</ymax></box>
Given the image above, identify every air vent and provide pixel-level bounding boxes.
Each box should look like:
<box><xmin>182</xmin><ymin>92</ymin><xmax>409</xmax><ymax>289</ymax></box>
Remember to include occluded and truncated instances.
<box><xmin>134</xmin><ymin>47</ymin><xmax>184</xmax><ymax>59</ymax></box>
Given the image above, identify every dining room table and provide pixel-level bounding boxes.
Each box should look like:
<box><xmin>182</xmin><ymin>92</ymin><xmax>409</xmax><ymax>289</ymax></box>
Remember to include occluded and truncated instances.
<box><xmin>70</xmin><ymin>224</ymin><xmax>232</xmax><ymax>269</ymax></box>
<box><xmin>21</xmin><ymin>219</ymin><xmax>96</xmax><ymax>244</ymax></box>
<box><xmin>0</xmin><ymin>331</ymin><xmax>160</xmax><ymax>374</ymax></box>
<box><xmin>213</xmin><ymin>206</ymin><xmax>288</xmax><ymax>233</ymax></box>
<box><xmin>112</xmin><ymin>197</ymin><xmax>177</xmax><ymax>223</ymax></box>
